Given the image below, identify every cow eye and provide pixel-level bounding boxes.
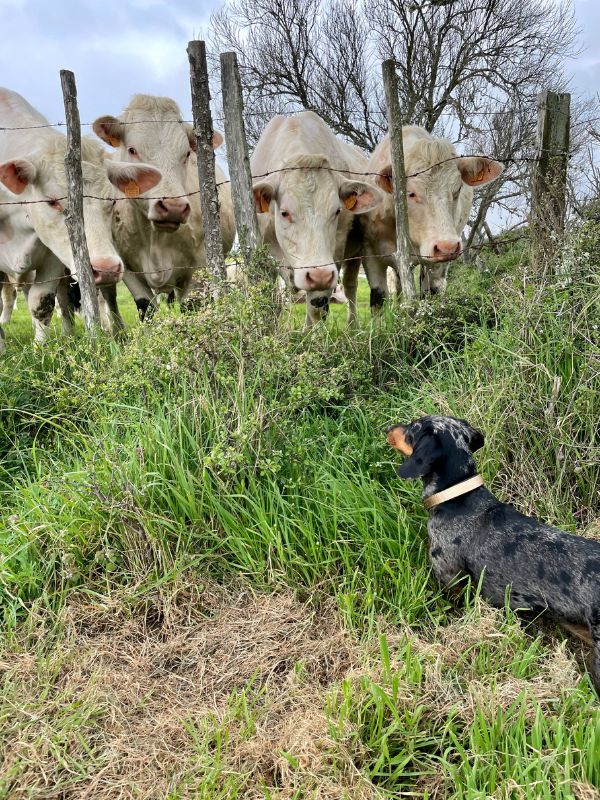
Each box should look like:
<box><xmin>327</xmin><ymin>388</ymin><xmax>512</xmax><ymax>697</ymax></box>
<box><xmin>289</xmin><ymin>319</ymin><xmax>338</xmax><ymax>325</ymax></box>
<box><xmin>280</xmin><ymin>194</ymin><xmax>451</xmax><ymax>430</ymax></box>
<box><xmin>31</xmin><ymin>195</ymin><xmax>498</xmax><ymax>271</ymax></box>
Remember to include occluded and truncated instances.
<box><xmin>281</xmin><ymin>210</ymin><xmax>291</xmax><ymax>220</ymax></box>
<box><xmin>408</xmin><ymin>191</ymin><xmax>417</xmax><ymax>200</ymax></box>
<box><xmin>335</xmin><ymin>207</ymin><xmax>341</xmax><ymax>216</ymax></box>
<box><xmin>128</xmin><ymin>147</ymin><xmax>138</xmax><ymax>157</ymax></box>
<box><xmin>47</xmin><ymin>198</ymin><xmax>64</xmax><ymax>212</ymax></box>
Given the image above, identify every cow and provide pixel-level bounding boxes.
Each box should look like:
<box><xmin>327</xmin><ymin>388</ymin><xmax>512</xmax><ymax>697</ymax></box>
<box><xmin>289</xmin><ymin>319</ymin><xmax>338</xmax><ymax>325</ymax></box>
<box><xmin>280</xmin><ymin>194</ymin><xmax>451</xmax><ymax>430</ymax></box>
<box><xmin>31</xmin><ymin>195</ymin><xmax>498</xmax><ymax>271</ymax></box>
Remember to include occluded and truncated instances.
<box><xmin>92</xmin><ymin>95</ymin><xmax>235</xmax><ymax>322</ymax></box>
<box><xmin>343</xmin><ymin>126</ymin><xmax>504</xmax><ymax>320</ymax></box>
<box><xmin>250</xmin><ymin>111</ymin><xmax>382</xmax><ymax>327</ymax></box>
<box><xmin>0</xmin><ymin>88</ymin><xmax>161</xmax><ymax>350</ymax></box>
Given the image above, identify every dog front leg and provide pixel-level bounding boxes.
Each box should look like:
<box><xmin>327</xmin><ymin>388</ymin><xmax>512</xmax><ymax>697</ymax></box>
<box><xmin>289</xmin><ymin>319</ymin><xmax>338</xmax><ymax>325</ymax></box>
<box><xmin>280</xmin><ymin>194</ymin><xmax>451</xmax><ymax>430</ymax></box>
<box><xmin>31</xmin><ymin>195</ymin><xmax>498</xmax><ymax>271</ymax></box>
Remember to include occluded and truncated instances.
<box><xmin>589</xmin><ymin>612</ymin><xmax>600</xmax><ymax>696</ymax></box>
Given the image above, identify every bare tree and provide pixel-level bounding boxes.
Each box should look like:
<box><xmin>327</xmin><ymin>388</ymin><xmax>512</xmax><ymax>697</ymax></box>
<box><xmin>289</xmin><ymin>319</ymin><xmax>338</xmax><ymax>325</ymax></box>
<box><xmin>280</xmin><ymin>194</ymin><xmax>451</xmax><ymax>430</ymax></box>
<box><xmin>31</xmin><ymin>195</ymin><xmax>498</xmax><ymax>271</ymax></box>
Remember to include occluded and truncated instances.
<box><xmin>210</xmin><ymin>0</ymin><xmax>589</xmax><ymax>236</ymax></box>
<box><xmin>210</xmin><ymin>0</ymin><xmax>383</xmax><ymax>150</ymax></box>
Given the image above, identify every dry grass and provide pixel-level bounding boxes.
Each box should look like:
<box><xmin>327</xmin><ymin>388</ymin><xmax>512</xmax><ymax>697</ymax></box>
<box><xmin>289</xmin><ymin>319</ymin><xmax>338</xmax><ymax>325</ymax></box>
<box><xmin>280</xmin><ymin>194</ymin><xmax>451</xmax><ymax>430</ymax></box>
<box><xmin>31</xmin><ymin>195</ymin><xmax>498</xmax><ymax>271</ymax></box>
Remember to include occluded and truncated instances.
<box><xmin>401</xmin><ymin>602</ymin><xmax>580</xmax><ymax>726</ymax></box>
<box><xmin>0</xmin><ymin>583</ymin><xmax>589</xmax><ymax>800</ymax></box>
<box><xmin>1</xmin><ymin>579</ymin><xmax>379</xmax><ymax>799</ymax></box>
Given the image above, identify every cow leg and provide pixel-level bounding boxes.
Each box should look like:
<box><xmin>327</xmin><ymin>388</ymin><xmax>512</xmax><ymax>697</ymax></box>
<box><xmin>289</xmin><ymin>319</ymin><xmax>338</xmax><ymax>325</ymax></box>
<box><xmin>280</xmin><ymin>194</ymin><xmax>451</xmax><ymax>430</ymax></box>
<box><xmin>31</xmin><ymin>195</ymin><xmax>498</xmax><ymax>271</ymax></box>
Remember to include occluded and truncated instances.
<box><xmin>342</xmin><ymin>258</ymin><xmax>360</xmax><ymax>326</ymax></box>
<box><xmin>364</xmin><ymin>259</ymin><xmax>388</xmax><ymax>314</ymax></box>
<box><xmin>0</xmin><ymin>279</ymin><xmax>17</xmax><ymax>325</ymax></box>
<box><xmin>55</xmin><ymin>278</ymin><xmax>76</xmax><ymax>335</ymax></box>
<box><xmin>387</xmin><ymin>267</ymin><xmax>399</xmax><ymax>298</ymax></box>
<box><xmin>306</xmin><ymin>291</ymin><xmax>330</xmax><ymax>327</ymax></box>
<box><xmin>27</xmin><ymin>282</ymin><xmax>59</xmax><ymax>344</ymax></box>
<box><xmin>0</xmin><ymin>292</ymin><xmax>4</xmax><ymax>353</ymax></box>
<box><xmin>420</xmin><ymin>263</ymin><xmax>448</xmax><ymax>297</ymax></box>
<box><xmin>122</xmin><ymin>271</ymin><xmax>158</xmax><ymax>322</ymax></box>
<box><xmin>99</xmin><ymin>284</ymin><xmax>125</xmax><ymax>336</ymax></box>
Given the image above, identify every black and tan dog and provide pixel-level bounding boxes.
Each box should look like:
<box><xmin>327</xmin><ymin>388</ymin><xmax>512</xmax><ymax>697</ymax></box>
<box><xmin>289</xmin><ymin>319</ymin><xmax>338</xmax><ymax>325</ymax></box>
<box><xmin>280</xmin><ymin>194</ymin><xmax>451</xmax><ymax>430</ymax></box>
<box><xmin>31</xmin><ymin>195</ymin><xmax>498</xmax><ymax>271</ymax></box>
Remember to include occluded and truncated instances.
<box><xmin>386</xmin><ymin>415</ymin><xmax>600</xmax><ymax>694</ymax></box>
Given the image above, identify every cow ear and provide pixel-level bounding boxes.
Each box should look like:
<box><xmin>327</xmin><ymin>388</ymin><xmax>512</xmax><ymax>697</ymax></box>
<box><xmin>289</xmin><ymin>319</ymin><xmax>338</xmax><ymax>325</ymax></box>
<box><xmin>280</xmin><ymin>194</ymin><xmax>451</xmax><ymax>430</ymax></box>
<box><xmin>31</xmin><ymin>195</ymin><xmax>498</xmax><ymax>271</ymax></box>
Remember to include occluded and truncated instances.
<box><xmin>339</xmin><ymin>181</ymin><xmax>382</xmax><ymax>214</ymax></box>
<box><xmin>0</xmin><ymin>158</ymin><xmax>36</xmax><ymax>195</ymax></box>
<box><xmin>253</xmin><ymin>181</ymin><xmax>275</xmax><ymax>214</ymax></box>
<box><xmin>183</xmin><ymin>124</ymin><xmax>222</xmax><ymax>152</ymax></box>
<box><xmin>107</xmin><ymin>161</ymin><xmax>162</xmax><ymax>195</ymax></box>
<box><xmin>93</xmin><ymin>115</ymin><xmax>125</xmax><ymax>148</ymax></box>
<box><xmin>396</xmin><ymin>435</ymin><xmax>441</xmax><ymax>479</ymax></box>
<box><xmin>375</xmin><ymin>166</ymin><xmax>393</xmax><ymax>194</ymax></box>
<box><xmin>458</xmin><ymin>157</ymin><xmax>504</xmax><ymax>187</ymax></box>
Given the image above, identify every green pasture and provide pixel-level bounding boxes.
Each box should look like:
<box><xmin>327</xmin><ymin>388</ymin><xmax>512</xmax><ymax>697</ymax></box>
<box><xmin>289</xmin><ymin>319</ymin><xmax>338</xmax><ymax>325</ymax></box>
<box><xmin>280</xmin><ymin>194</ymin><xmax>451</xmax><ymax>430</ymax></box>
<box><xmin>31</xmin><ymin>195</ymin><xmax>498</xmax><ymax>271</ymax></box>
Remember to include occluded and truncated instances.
<box><xmin>0</xmin><ymin>234</ymin><xmax>599</xmax><ymax>799</ymax></box>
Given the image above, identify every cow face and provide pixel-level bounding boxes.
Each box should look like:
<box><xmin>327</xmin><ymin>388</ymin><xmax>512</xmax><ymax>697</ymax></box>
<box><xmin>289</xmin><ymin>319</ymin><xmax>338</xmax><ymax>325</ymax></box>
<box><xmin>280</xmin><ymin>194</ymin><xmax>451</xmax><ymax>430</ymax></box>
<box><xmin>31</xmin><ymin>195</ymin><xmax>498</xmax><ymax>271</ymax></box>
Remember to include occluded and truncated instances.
<box><xmin>0</xmin><ymin>143</ymin><xmax>161</xmax><ymax>284</ymax></box>
<box><xmin>374</xmin><ymin>134</ymin><xmax>503</xmax><ymax>265</ymax></box>
<box><xmin>253</xmin><ymin>155</ymin><xmax>381</xmax><ymax>315</ymax></box>
<box><xmin>94</xmin><ymin>99</ymin><xmax>223</xmax><ymax>233</ymax></box>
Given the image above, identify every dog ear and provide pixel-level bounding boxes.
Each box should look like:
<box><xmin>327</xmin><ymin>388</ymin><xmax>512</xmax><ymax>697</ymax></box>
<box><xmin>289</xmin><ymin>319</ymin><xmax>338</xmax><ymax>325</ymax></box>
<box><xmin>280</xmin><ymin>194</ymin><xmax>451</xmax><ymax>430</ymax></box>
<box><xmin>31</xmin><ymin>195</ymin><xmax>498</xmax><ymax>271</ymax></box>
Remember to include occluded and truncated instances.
<box><xmin>470</xmin><ymin>428</ymin><xmax>485</xmax><ymax>452</ymax></box>
<box><xmin>396</xmin><ymin>435</ymin><xmax>441</xmax><ymax>479</ymax></box>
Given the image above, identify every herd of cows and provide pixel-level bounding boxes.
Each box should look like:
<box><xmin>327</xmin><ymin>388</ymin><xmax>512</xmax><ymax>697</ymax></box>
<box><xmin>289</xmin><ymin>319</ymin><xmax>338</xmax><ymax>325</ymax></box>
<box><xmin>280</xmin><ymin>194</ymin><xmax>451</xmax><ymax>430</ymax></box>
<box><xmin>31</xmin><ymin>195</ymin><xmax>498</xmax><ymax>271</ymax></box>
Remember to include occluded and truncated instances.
<box><xmin>0</xmin><ymin>87</ymin><xmax>504</xmax><ymax>350</ymax></box>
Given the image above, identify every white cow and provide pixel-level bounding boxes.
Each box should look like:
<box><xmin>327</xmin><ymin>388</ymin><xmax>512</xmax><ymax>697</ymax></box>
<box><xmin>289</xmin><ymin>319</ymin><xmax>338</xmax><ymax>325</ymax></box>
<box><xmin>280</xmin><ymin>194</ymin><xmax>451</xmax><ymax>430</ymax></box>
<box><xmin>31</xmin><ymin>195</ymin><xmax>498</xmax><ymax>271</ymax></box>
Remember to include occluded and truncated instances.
<box><xmin>250</xmin><ymin>111</ymin><xmax>382</xmax><ymax>327</ymax></box>
<box><xmin>345</xmin><ymin>126</ymin><xmax>504</xmax><ymax>318</ymax></box>
<box><xmin>93</xmin><ymin>95</ymin><xmax>235</xmax><ymax>321</ymax></box>
<box><xmin>0</xmin><ymin>88</ymin><xmax>161</xmax><ymax>349</ymax></box>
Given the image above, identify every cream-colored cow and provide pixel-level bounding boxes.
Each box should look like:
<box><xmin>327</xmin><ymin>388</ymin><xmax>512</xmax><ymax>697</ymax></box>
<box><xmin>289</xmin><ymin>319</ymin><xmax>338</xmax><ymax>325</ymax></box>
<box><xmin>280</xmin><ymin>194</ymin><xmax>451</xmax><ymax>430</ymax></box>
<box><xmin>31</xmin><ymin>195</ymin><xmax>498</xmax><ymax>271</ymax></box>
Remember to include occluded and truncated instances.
<box><xmin>93</xmin><ymin>95</ymin><xmax>235</xmax><ymax>321</ymax></box>
<box><xmin>250</xmin><ymin>111</ymin><xmax>381</xmax><ymax>327</ymax></box>
<box><xmin>344</xmin><ymin>126</ymin><xmax>504</xmax><ymax>320</ymax></box>
<box><xmin>0</xmin><ymin>88</ymin><xmax>161</xmax><ymax>349</ymax></box>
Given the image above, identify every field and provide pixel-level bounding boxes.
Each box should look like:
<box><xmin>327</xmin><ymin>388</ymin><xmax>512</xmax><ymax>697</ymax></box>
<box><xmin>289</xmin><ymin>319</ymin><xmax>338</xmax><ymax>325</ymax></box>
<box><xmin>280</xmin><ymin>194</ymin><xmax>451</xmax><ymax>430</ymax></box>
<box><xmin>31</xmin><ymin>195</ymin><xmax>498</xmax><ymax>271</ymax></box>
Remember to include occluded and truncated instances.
<box><xmin>1</xmin><ymin>234</ymin><xmax>599</xmax><ymax>799</ymax></box>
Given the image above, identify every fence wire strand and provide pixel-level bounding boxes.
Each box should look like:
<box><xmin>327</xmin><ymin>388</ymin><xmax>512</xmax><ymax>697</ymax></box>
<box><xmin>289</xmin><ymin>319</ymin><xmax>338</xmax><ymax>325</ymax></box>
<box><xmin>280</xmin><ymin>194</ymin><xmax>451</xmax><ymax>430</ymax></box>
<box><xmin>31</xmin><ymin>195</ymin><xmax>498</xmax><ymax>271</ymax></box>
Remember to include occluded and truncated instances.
<box><xmin>0</xmin><ymin>232</ymin><xmax>530</xmax><ymax>288</ymax></box>
<box><xmin>0</xmin><ymin>151</ymin><xmax>575</xmax><ymax>209</ymax></box>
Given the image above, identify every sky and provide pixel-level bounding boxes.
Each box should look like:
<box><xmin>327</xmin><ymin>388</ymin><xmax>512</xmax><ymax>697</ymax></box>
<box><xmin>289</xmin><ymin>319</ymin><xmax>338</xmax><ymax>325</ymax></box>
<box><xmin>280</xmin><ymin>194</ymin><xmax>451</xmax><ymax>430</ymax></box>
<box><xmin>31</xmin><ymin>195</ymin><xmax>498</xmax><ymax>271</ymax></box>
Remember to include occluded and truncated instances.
<box><xmin>0</xmin><ymin>0</ymin><xmax>598</xmax><ymax>140</ymax></box>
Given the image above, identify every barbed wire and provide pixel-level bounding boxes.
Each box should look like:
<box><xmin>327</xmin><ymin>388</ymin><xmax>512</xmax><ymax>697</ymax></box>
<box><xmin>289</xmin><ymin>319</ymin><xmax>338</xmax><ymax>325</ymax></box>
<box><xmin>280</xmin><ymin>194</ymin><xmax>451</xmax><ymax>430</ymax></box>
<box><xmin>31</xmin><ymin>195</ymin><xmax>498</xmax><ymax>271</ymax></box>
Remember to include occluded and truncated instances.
<box><xmin>0</xmin><ymin>151</ymin><xmax>574</xmax><ymax>209</ymax></box>
<box><xmin>3</xmin><ymin>107</ymin><xmax>596</xmax><ymax>133</ymax></box>
<box><xmin>0</xmin><ymin>233</ymin><xmax>530</xmax><ymax>289</ymax></box>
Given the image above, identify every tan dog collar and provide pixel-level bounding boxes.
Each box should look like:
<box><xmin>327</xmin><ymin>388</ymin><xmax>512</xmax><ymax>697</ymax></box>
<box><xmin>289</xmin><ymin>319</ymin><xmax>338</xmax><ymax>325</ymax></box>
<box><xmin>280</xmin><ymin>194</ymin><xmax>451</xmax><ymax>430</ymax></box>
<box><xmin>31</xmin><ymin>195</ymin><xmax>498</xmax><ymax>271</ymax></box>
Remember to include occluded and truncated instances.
<box><xmin>423</xmin><ymin>474</ymin><xmax>484</xmax><ymax>510</ymax></box>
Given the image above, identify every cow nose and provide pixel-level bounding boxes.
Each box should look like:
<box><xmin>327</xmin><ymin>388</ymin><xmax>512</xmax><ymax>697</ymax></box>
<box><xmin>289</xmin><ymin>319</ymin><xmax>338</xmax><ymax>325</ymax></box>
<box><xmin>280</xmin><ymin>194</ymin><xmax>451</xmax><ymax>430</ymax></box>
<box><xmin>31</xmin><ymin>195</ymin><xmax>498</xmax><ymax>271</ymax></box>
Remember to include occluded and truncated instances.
<box><xmin>432</xmin><ymin>240</ymin><xmax>461</xmax><ymax>260</ymax></box>
<box><xmin>154</xmin><ymin>198</ymin><xmax>191</xmax><ymax>222</ymax></box>
<box><xmin>90</xmin><ymin>256</ymin><xmax>123</xmax><ymax>286</ymax></box>
<box><xmin>305</xmin><ymin>268</ymin><xmax>336</xmax><ymax>291</ymax></box>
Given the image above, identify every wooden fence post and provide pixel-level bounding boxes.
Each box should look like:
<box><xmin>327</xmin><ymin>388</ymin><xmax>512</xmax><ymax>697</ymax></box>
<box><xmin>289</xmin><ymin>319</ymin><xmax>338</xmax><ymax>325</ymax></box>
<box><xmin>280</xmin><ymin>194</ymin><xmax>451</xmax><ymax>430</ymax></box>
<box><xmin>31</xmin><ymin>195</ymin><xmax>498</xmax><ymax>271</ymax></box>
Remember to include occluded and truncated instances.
<box><xmin>531</xmin><ymin>90</ymin><xmax>571</xmax><ymax>267</ymax></box>
<box><xmin>220</xmin><ymin>51</ymin><xmax>261</xmax><ymax>258</ymax></box>
<box><xmin>187</xmin><ymin>40</ymin><xmax>227</xmax><ymax>298</ymax></box>
<box><xmin>381</xmin><ymin>59</ymin><xmax>416</xmax><ymax>301</ymax></box>
<box><xmin>60</xmin><ymin>69</ymin><xmax>99</xmax><ymax>329</ymax></box>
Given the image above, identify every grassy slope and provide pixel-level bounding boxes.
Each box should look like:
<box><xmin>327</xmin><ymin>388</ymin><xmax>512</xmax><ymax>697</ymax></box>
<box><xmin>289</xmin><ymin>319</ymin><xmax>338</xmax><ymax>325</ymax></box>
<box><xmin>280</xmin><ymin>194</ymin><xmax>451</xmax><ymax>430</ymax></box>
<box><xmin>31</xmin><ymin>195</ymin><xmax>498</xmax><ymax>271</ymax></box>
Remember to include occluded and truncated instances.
<box><xmin>0</xmin><ymin>240</ymin><xmax>599</xmax><ymax>799</ymax></box>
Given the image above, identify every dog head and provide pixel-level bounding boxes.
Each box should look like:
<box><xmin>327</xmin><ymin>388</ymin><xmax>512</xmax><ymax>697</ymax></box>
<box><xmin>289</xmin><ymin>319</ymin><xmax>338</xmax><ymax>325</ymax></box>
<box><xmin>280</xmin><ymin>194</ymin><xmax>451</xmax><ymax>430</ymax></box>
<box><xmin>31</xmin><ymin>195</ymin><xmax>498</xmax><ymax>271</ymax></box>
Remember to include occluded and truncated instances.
<box><xmin>386</xmin><ymin>415</ymin><xmax>484</xmax><ymax>482</ymax></box>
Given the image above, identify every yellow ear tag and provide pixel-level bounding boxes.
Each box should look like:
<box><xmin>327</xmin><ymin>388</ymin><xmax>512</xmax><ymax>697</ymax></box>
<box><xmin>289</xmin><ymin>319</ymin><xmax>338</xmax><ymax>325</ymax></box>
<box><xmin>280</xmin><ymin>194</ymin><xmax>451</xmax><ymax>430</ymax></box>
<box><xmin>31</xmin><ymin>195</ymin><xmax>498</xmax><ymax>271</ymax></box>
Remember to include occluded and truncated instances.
<box><xmin>260</xmin><ymin>195</ymin><xmax>270</xmax><ymax>213</ymax></box>
<box><xmin>344</xmin><ymin>192</ymin><xmax>358</xmax><ymax>210</ymax></box>
<box><xmin>108</xmin><ymin>135</ymin><xmax>121</xmax><ymax>147</ymax></box>
<box><xmin>123</xmin><ymin>181</ymin><xmax>140</xmax><ymax>198</ymax></box>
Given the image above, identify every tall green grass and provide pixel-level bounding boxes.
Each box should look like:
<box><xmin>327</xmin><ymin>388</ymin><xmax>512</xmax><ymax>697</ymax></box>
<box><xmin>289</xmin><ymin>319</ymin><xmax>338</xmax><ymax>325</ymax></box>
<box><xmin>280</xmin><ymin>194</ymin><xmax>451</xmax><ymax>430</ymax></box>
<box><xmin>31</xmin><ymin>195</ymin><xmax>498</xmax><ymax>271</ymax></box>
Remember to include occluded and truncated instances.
<box><xmin>0</xmin><ymin>228</ymin><xmax>599</xmax><ymax>797</ymax></box>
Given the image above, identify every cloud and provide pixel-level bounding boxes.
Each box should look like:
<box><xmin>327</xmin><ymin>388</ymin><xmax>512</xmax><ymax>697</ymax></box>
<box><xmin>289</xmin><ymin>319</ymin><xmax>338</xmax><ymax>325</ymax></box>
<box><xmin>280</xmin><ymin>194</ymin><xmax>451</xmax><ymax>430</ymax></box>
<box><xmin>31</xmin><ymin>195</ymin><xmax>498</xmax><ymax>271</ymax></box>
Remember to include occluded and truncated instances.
<box><xmin>0</xmin><ymin>0</ymin><xmax>217</xmax><ymax>123</ymax></box>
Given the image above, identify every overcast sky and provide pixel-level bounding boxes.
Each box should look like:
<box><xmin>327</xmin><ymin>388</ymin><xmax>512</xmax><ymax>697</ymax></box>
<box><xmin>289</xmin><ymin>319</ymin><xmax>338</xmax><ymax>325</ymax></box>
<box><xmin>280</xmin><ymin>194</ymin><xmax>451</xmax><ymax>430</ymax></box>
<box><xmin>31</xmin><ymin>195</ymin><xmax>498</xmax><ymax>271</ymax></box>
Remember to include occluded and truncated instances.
<box><xmin>0</xmin><ymin>0</ymin><xmax>598</xmax><ymax>138</ymax></box>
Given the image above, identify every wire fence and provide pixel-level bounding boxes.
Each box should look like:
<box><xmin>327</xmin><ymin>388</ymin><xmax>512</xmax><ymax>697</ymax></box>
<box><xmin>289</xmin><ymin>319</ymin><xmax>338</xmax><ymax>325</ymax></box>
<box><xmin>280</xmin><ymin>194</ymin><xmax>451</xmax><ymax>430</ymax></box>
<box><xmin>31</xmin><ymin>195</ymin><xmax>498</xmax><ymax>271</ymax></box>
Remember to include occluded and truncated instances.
<box><xmin>0</xmin><ymin>68</ymin><xmax>578</xmax><ymax>319</ymax></box>
<box><xmin>0</xmin><ymin>230</ymin><xmax>530</xmax><ymax>289</ymax></box>
<box><xmin>0</xmin><ymin>152</ymin><xmax>576</xmax><ymax>209</ymax></box>
<box><xmin>2</xmin><ymin>108</ymin><xmax>597</xmax><ymax>131</ymax></box>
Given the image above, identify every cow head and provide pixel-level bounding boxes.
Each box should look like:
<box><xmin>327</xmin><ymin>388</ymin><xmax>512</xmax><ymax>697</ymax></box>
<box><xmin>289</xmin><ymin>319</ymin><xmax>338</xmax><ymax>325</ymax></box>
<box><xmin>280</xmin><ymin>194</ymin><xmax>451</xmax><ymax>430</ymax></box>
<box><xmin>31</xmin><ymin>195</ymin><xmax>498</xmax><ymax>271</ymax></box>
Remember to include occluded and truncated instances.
<box><xmin>253</xmin><ymin>154</ymin><xmax>381</xmax><ymax>324</ymax></box>
<box><xmin>93</xmin><ymin>95</ymin><xmax>223</xmax><ymax>233</ymax></box>
<box><xmin>374</xmin><ymin>133</ymin><xmax>504</xmax><ymax>266</ymax></box>
<box><xmin>0</xmin><ymin>137</ymin><xmax>161</xmax><ymax>284</ymax></box>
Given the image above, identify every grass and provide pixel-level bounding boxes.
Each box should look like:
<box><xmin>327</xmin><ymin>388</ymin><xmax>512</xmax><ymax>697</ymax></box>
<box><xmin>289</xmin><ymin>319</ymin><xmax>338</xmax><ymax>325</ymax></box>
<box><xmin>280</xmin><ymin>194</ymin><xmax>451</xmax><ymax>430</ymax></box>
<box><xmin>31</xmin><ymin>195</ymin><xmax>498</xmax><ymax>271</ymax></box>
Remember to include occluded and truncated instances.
<box><xmin>0</xmin><ymin>232</ymin><xmax>599</xmax><ymax>798</ymax></box>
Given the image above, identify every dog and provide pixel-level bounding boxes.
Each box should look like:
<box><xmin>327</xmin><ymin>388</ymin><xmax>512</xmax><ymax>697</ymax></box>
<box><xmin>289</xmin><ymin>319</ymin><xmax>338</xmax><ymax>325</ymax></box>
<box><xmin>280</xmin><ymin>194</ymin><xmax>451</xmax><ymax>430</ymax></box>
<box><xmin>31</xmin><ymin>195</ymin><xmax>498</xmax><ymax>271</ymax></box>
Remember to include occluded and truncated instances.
<box><xmin>386</xmin><ymin>415</ymin><xmax>600</xmax><ymax>694</ymax></box>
